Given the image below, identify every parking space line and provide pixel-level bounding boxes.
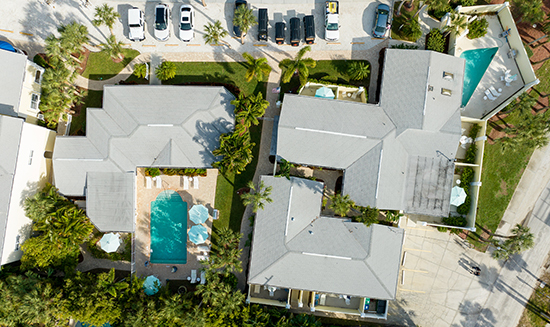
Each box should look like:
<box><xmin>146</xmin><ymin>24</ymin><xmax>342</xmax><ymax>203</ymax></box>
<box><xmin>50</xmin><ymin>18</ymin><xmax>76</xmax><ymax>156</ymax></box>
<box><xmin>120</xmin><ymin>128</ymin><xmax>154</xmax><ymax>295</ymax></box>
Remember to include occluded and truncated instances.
<box><xmin>327</xmin><ymin>42</ymin><xmax>341</xmax><ymax>45</ymax></box>
<box><xmin>165</xmin><ymin>44</ymin><xmax>179</xmax><ymax>47</ymax></box>
<box><xmin>142</xmin><ymin>44</ymin><xmax>156</xmax><ymax>47</ymax></box>
<box><xmin>253</xmin><ymin>44</ymin><xmax>268</xmax><ymax>47</ymax></box>
<box><xmin>209</xmin><ymin>44</ymin><xmax>224</xmax><ymax>46</ymax></box>
<box><xmin>187</xmin><ymin>44</ymin><xmax>201</xmax><ymax>46</ymax></box>
<box><xmin>403</xmin><ymin>247</ymin><xmax>431</xmax><ymax>253</ymax></box>
<box><xmin>402</xmin><ymin>268</ymin><xmax>429</xmax><ymax>274</ymax></box>
<box><xmin>20</xmin><ymin>32</ymin><xmax>33</xmax><ymax>36</ymax></box>
<box><xmin>351</xmin><ymin>42</ymin><xmax>364</xmax><ymax>44</ymax></box>
<box><xmin>399</xmin><ymin>288</ymin><xmax>426</xmax><ymax>293</ymax></box>
<box><xmin>0</xmin><ymin>29</ymin><xmax>13</xmax><ymax>33</ymax></box>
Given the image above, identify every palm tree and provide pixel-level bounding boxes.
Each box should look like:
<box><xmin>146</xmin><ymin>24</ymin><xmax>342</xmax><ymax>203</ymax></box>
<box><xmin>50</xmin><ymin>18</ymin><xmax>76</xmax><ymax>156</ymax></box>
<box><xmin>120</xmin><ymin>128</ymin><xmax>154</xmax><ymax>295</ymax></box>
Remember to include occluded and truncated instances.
<box><xmin>45</xmin><ymin>35</ymin><xmax>64</xmax><ymax>63</ymax></box>
<box><xmin>401</xmin><ymin>18</ymin><xmax>422</xmax><ymax>41</ymax></box>
<box><xmin>212</xmin><ymin>132</ymin><xmax>255</xmax><ymax>173</ymax></box>
<box><xmin>133</xmin><ymin>63</ymin><xmax>147</xmax><ymax>79</ymax></box>
<box><xmin>97</xmin><ymin>269</ymin><xmax>129</xmax><ymax>298</ymax></box>
<box><xmin>506</xmin><ymin>224</ymin><xmax>535</xmax><ymax>254</ymax></box>
<box><xmin>279</xmin><ymin>46</ymin><xmax>316</xmax><ymax>84</ymax></box>
<box><xmin>203</xmin><ymin>20</ymin><xmax>231</xmax><ymax>48</ymax></box>
<box><xmin>93</xmin><ymin>4</ymin><xmax>121</xmax><ymax>35</ymax></box>
<box><xmin>216</xmin><ymin>226</ymin><xmax>242</xmax><ymax>249</ymax></box>
<box><xmin>34</xmin><ymin>206</ymin><xmax>94</xmax><ymax>247</ymax></box>
<box><xmin>424</xmin><ymin>0</ymin><xmax>449</xmax><ymax>13</ymax></box>
<box><xmin>347</xmin><ymin>61</ymin><xmax>370</xmax><ymax>81</ymax></box>
<box><xmin>101</xmin><ymin>35</ymin><xmax>124</xmax><ymax>60</ymax></box>
<box><xmin>242</xmin><ymin>52</ymin><xmax>272</xmax><ymax>82</ymax></box>
<box><xmin>500</xmin><ymin>111</ymin><xmax>550</xmax><ymax>151</ymax></box>
<box><xmin>444</xmin><ymin>13</ymin><xmax>468</xmax><ymax>36</ymax></box>
<box><xmin>276</xmin><ymin>159</ymin><xmax>294</xmax><ymax>180</ymax></box>
<box><xmin>329</xmin><ymin>193</ymin><xmax>355</xmax><ymax>217</ymax></box>
<box><xmin>513</xmin><ymin>0</ymin><xmax>545</xmax><ymax>24</ymax></box>
<box><xmin>233</xmin><ymin>5</ymin><xmax>257</xmax><ymax>44</ymax></box>
<box><xmin>241</xmin><ymin>180</ymin><xmax>273</xmax><ymax>212</ymax></box>
<box><xmin>354</xmin><ymin>206</ymin><xmax>380</xmax><ymax>226</ymax></box>
<box><xmin>58</xmin><ymin>21</ymin><xmax>89</xmax><ymax>56</ymax></box>
<box><xmin>155</xmin><ymin>61</ymin><xmax>177</xmax><ymax>81</ymax></box>
<box><xmin>235</xmin><ymin>93</ymin><xmax>269</xmax><ymax>128</ymax></box>
<box><xmin>196</xmin><ymin>269</ymin><xmax>246</xmax><ymax>311</ymax></box>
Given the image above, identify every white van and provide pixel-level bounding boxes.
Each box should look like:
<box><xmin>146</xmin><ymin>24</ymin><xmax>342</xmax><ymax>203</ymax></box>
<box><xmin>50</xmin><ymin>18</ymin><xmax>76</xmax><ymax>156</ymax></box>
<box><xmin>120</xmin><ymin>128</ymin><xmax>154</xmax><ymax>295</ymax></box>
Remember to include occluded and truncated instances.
<box><xmin>128</xmin><ymin>8</ymin><xmax>145</xmax><ymax>42</ymax></box>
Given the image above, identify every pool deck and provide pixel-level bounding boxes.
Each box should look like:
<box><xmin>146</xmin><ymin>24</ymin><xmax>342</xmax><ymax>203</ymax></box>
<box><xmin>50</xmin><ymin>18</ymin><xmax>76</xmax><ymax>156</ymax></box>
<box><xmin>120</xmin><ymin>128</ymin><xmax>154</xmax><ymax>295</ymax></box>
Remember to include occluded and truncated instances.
<box><xmin>454</xmin><ymin>15</ymin><xmax>523</xmax><ymax>119</ymax></box>
<box><xmin>134</xmin><ymin>168</ymin><xmax>218</xmax><ymax>285</ymax></box>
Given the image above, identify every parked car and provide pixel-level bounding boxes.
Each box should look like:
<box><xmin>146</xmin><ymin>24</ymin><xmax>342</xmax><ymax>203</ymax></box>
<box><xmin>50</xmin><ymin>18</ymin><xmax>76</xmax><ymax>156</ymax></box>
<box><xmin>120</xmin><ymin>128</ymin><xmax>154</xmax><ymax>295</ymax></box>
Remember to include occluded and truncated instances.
<box><xmin>0</xmin><ymin>41</ymin><xmax>25</xmax><ymax>55</ymax></box>
<box><xmin>325</xmin><ymin>0</ymin><xmax>339</xmax><ymax>41</ymax></box>
<box><xmin>372</xmin><ymin>4</ymin><xmax>390</xmax><ymax>39</ymax></box>
<box><xmin>275</xmin><ymin>21</ymin><xmax>286</xmax><ymax>45</ymax></box>
<box><xmin>303</xmin><ymin>15</ymin><xmax>315</xmax><ymax>44</ymax></box>
<box><xmin>154</xmin><ymin>3</ymin><xmax>170</xmax><ymax>41</ymax></box>
<box><xmin>233</xmin><ymin>0</ymin><xmax>248</xmax><ymax>37</ymax></box>
<box><xmin>128</xmin><ymin>7</ymin><xmax>145</xmax><ymax>42</ymax></box>
<box><xmin>179</xmin><ymin>5</ymin><xmax>195</xmax><ymax>42</ymax></box>
<box><xmin>289</xmin><ymin>17</ymin><xmax>300</xmax><ymax>47</ymax></box>
<box><xmin>257</xmin><ymin>8</ymin><xmax>268</xmax><ymax>41</ymax></box>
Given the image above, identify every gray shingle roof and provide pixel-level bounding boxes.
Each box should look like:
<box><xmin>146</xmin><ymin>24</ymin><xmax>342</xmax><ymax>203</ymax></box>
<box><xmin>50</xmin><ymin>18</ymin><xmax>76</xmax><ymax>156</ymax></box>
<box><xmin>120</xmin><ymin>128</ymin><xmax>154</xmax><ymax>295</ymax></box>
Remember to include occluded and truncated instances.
<box><xmin>277</xmin><ymin>49</ymin><xmax>465</xmax><ymax>217</ymax></box>
<box><xmin>248</xmin><ymin>176</ymin><xmax>404</xmax><ymax>300</ymax></box>
<box><xmin>0</xmin><ymin>51</ymin><xmax>27</xmax><ymax>118</ymax></box>
<box><xmin>0</xmin><ymin>116</ymin><xmax>24</xmax><ymax>264</ymax></box>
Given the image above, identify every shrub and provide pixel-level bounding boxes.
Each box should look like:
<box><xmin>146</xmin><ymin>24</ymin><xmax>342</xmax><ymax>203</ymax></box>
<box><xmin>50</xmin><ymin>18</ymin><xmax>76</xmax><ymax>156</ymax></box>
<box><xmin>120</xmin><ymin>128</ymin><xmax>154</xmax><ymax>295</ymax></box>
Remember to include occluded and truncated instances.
<box><xmin>442</xmin><ymin>215</ymin><xmax>468</xmax><ymax>227</ymax></box>
<box><xmin>133</xmin><ymin>63</ymin><xmax>147</xmax><ymax>79</ymax></box>
<box><xmin>155</xmin><ymin>61</ymin><xmax>176</xmax><ymax>81</ymax></box>
<box><xmin>456</xmin><ymin>0</ymin><xmax>476</xmax><ymax>6</ymax></box>
<box><xmin>33</xmin><ymin>54</ymin><xmax>50</xmax><ymax>68</ymax></box>
<box><xmin>353</xmin><ymin>206</ymin><xmax>380</xmax><ymax>226</ymax></box>
<box><xmin>184</xmin><ymin>168</ymin><xmax>207</xmax><ymax>176</ymax></box>
<box><xmin>437</xmin><ymin>226</ymin><xmax>449</xmax><ymax>232</ymax></box>
<box><xmin>347</xmin><ymin>61</ymin><xmax>370</xmax><ymax>81</ymax></box>
<box><xmin>464</xmin><ymin>124</ymin><xmax>481</xmax><ymax>164</ymax></box>
<box><xmin>391</xmin><ymin>43</ymin><xmax>419</xmax><ymax>49</ymax></box>
<box><xmin>426</xmin><ymin>28</ymin><xmax>446</xmax><ymax>53</ymax></box>
<box><xmin>467</xmin><ymin>18</ymin><xmax>488</xmax><ymax>39</ymax></box>
<box><xmin>402</xmin><ymin>19</ymin><xmax>422</xmax><ymax>41</ymax></box>
<box><xmin>461</xmin><ymin>167</ymin><xmax>475</xmax><ymax>192</ymax></box>
<box><xmin>144</xmin><ymin>167</ymin><xmax>161</xmax><ymax>177</ymax></box>
<box><xmin>456</xmin><ymin>196</ymin><xmax>471</xmax><ymax>215</ymax></box>
<box><xmin>320</xmin><ymin>75</ymin><xmax>338</xmax><ymax>82</ymax></box>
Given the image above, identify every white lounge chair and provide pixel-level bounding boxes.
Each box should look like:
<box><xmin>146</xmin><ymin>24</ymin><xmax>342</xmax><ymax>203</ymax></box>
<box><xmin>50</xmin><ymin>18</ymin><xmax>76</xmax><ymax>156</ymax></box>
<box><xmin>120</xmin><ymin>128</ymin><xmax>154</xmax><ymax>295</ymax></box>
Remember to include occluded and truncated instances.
<box><xmin>505</xmin><ymin>74</ymin><xmax>518</xmax><ymax>86</ymax></box>
<box><xmin>190</xmin><ymin>269</ymin><xmax>197</xmax><ymax>284</ymax></box>
<box><xmin>200</xmin><ymin>270</ymin><xmax>206</xmax><ymax>285</ymax></box>
<box><xmin>145</xmin><ymin>176</ymin><xmax>152</xmax><ymax>189</ymax></box>
<box><xmin>197</xmin><ymin>254</ymin><xmax>209</xmax><ymax>262</ymax></box>
<box><xmin>193</xmin><ymin>176</ymin><xmax>199</xmax><ymax>189</ymax></box>
<box><xmin>484</xmin><ymin>89</ymin><xmax>497</xmax><ymax>101</ymax></box>
<box><xmin>183</xmin><ymin>176</ymin><xmax>189</xmax><ymax>190</ymax></box>
<box><xmin>489</xmin><ymin>86</ymin><xmax>502</xmax><ymax>97</ymax></box>
<box><xmin>155</xmin><ymin>176</ymin><xmax>162</xmax><ymax>189</ymax></box>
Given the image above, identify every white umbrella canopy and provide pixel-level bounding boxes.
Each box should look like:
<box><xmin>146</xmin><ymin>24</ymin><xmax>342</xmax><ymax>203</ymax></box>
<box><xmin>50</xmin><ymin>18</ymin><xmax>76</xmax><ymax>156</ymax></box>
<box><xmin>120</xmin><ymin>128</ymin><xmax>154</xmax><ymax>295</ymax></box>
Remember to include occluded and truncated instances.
<box><xmin>188</xmin><ymin>225</ymin><xmax>208</xmax><ymax>244</ymax></box>
<box><xmin>99</xmin><ymin>233</ymin><xmax>121</xmax><ymax>253</ymax></box>
<box><xmin>189</xmin><ymin>204</ymin><xmax>209</xmax><ymax>225</ymax></box>
<box><xmin>450</xmin><ymin>186</ymin><xmax>467</xmax><ymax>206</ymax></box>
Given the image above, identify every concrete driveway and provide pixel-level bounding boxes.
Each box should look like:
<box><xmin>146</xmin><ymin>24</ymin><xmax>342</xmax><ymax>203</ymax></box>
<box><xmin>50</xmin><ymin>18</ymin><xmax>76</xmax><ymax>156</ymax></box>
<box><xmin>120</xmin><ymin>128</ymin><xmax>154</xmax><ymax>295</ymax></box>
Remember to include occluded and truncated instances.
<box><xmin>0</xmin><ymin>0</ymin><xmax>392</xmax><ymax>56</ymax></box>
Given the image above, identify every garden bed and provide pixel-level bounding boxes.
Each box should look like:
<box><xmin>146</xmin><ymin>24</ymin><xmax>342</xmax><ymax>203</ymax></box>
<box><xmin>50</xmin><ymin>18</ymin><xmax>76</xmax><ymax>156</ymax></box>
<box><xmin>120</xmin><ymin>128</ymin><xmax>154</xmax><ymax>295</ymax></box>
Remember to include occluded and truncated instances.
<box><xmin>391</xmin><ymin>1</ymin><xmax>421</xmax><ymax>42</ymax></box>
<box><xmin>80</xmin><ymin>48</ymin><xmax>140</xmax><ymax>80</ymax></box>
<box><xmin>87</xmin><ymin>231</ymin><xmax>132</xmax><ymax>262</ymax></box>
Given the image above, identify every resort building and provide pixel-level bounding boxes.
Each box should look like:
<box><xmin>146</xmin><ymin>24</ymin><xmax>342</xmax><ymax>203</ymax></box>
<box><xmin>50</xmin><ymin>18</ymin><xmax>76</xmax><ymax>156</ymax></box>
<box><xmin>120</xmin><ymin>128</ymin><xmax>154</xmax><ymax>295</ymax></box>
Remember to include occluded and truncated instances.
<box><xmin>52</xmin><ymin>85</ymin><xmax>235</xmax><ymax>232</ymax></box>
<box><xmin>276</xmin><ymin>49</ymin><xmax>465</xmax><ymax>222</ymax></box>
<box><xmin>247</xmin><ymin>176</ymin><xmax>404</xmax><ymax>319</ymax></box>
<box><xmin>0</xmin><ymin>115</ymin><xmax>56</xmax><ymax>266</ymax></box>
<box><xmin>0</xmin><ymin>43</ymin><xmax>45</xmax><ymax>122</ymax></box>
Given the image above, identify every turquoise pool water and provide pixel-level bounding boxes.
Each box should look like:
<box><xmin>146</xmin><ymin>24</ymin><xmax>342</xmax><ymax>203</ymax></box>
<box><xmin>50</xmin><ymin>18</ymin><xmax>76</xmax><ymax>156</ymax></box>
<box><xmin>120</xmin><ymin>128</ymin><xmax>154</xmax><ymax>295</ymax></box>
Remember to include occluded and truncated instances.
<box><xmin>459</xmin><ymin>47</ymin><xmax>499</xmax><ymax>107</ymax></box>
<box><xmin>150</xmin><ymin>190</ymin><xmax>187</xmax><ymax>264</ymax></box>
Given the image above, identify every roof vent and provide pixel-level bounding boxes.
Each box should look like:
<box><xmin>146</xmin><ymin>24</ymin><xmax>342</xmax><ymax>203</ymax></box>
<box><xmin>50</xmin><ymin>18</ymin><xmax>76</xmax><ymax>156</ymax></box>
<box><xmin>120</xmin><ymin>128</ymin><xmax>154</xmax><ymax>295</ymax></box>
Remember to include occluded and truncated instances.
<box><xmin>309</xmin><ymin>230</ymin><xmax>314</xmax><ymax>235</ymax></box>
<box><xmin>428</xmin><ymin>85</ymin><xmax>434</xmax><ymax>92</ymax></box>
<box><xmin>441</xmin><ymin>88</ymin><xmax>452</xmax><ymax>96</ymax></box>
<box><xmin>290</xmin><ymin>217</ymin><xmax>295</xmax><ymax>221</ymax></box>
<box><xmin>443</xmin><ymin>71</ymin><xmax>454</xmax><ymax>81</ymax></box>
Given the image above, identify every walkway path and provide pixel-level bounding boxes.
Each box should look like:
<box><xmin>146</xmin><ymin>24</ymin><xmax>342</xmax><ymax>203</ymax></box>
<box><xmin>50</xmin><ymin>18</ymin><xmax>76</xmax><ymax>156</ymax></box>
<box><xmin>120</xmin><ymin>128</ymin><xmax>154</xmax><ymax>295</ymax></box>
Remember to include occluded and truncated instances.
<box><xmin>149</xmin><ymin>52</ymin><xmax>162</xmax><ymax>86</ymax></box>
<box><xmin>76</xmin><ymin>243</ymin><xmax>131</xmax><ymax>273</ymax></box>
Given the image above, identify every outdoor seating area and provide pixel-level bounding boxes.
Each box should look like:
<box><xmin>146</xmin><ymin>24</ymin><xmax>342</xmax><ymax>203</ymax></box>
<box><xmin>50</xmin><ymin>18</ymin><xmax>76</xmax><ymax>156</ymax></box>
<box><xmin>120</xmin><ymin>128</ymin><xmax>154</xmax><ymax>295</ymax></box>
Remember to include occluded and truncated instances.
<box><xmin>298</xmin><ymin>82</ymin><xmax>367</xmax><ymax>103</ymax></box>
<box><xmin>134</xmin><ymin>168</ymin><xmax>218</xmax><ymax>284</ymax></box>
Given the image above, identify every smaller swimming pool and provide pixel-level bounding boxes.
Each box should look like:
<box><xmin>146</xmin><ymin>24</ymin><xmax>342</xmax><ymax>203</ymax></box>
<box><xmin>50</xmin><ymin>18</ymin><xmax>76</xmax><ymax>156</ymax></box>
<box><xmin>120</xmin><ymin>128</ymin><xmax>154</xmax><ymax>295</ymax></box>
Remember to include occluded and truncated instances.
<box><xmin>460</xmin><ymin>47</ymin><xmax>499</xmax><ymax>107</ymax></box>
<box><xmin>150</xmin><ymin>190</ymin><xmax>187</xmax><ymax>264</ymax></box>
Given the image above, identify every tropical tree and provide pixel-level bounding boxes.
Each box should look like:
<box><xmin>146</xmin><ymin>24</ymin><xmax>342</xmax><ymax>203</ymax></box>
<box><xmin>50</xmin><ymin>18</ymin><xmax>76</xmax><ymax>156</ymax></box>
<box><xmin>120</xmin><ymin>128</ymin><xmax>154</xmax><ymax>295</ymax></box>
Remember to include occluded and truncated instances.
<box><xmin>233</xmin><ymin>5</ymin><xmax>257</xmax><ymax>44</ymax></box>
<box><xmin>492</xmin><ymin>224</ymin><xmax>535</xmax><ymax>260</ymax></box>
<box><xmin>24</xmin><ymin>183</ymin><xmax>71</xmax><ymax>222</ymax></box>
<box><xmin>329</xmin><ymin>193</ymin><xmax>355</xmax><ymax>217</ymax></box>
<box><xmin>444</xmin><ymin>13</ymin><xmax>468</xmax><ymax>36</ymax></box>
<box><xmin>290</xmin><ymin>314</ymin><xmax>322</xmax><ymax>326</ymax></box>
<box><xmin>279</xmin><ymin>46</ymin><xmax>316</xmax><ymax>84</ymax></box>
<box><xmin>276</xmin><ymin>159</ymin><xmax>294</xmax><ymax>179</ymax></box>
<box><xmin>210</xmin><ymin>226</ymin><xmax>243</xmax><ymax>274</ymax></box>
<box><xmin>45</xmin><ymin>35</ymin><xmax>65</xmax><ymax>64</ymax></box>
<box><xmin>385</xmin><ymin>210</ymin><xmax>404</xmax><ymax>223</ymax></box>
<box><xmin>212</xmin><ymin>131</ymin><xmax>255</xmax><ymax>174</ymax></box>
<box><xmin>58</xmin><ymin>21</ymin><xmax>89</xmax><ymax>56</ymax></box>
<box><xmin>97</xmin><ymin>268</ymin><xmax>129</xmax><ymax>298</ymax></box>
<box><xmin>93</xmin><ymin>4</ymin><xmax>121</xmax><ymax>35</ymax></box>
<box><xmin>241</xmin><ymin>180</ymin><xmax>273</xmax><ymax>212</ymax></box>
<box><xmin>401</xmin><ymin>18</ymin><xmax>422</xmax><ymax>41</ymax></box>
<box><xmin>242</xmin><ymin>52</ymin><xmax>271</xmax><ymax>82</ymax></box>
<box><xmin>354</xmin><ymin>206</ymin><xmax>380</xmax><ymax>226</ymax></box>
<box><xmin>101</xmin><ymin>35</ymin><xmax>124</xmax><ymax>60</ymax></box>
<box><xmin>133</xmin><ymin>63</ymin><xmax>148</xmax><ymax>79</ymax></box>
<box><xmin>203</xmin><ymin>20</ymin><xmax>231</xmax><ymax>48</ymax></box>
<box><xmin>499</xmin><ymin>110</ymin><xmax>550</xmax><ymax>151</ymax></box>
<box><xmin>233</xmin><ymin>92</ymin><xmax>269</xmax><ymax>129</ymax></box>
<box><xmin>347</xmin><ymin>61</ymin><xmax>370</xmax><ymax>81</ymax></box>
<box><xmin>513</xmin><ymin>0</ymin><xmax>545</xmax><ymax>24</ymax></box>
<box><xmin>503</xmin><ymin>93</ymin><xmax>537</xmax><ymax>117</ymax></box>
<box><xmin>155</xmin><ymin>61</ymin><xmax>177</xmax><ymax>81</ymax></box>
<box><xmin>424</xmin><ymin>0</ymin><xmax>450</xmax><ymax>13</ymax></box>
<box><xmin>195</xmin><ymin>268</ymin><xmax>245</xmax><ymax>312</ymax></box>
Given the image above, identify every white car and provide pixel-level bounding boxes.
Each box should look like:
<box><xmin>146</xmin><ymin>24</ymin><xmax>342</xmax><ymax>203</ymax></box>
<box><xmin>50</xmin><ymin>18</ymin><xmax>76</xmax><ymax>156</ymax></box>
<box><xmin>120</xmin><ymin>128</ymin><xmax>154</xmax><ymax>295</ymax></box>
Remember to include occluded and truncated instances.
<box><xmin>154</xmin><ymin>4</ymin><xmax>170</xmax><ymax>41</ymax></box>
<box><xmin>179</xmin><ymin>5</ymin><xmax>195</xmax><ymax>42</ymax></box>
<box><xmin>128</xmin><ymin>8</ymin><xmax>145</xmax><ymax>42</ymax></box>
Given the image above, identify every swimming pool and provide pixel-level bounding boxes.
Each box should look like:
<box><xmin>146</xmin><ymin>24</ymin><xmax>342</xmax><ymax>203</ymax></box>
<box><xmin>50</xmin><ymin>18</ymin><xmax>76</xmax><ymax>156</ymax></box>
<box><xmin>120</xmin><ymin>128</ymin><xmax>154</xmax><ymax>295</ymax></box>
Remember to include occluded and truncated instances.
<box><xmin>459</xmin><ymin>47</ymin><xmax>499</xmax><ymax>107</ymax></box>
<box><xmin>150</xmin><ymin>190</ymin><xmax>187</xmax><ymax>264</ymax></box>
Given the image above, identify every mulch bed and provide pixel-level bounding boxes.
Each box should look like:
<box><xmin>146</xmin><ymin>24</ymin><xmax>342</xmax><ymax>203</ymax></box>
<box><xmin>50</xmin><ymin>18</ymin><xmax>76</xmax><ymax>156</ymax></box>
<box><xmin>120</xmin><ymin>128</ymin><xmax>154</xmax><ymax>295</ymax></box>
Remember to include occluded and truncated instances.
<box><xmin>458</xmin><ymin>230</ymin><xmax>469</xmax><ymax>240</ymax></box>
<box><xmin>74</xmin><ymin>48</ymin><xmax>90</xmax><ymax>75</ymax></box>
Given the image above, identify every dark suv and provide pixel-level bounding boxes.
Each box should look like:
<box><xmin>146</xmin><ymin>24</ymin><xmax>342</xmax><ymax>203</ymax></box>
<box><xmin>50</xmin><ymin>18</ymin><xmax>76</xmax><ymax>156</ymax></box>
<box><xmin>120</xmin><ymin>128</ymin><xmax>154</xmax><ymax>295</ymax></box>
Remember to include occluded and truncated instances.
<box><xmin>303</xmin><ymin>15</ymin><xmax>315</xmax><ymax>44</ymax></box>
<box><xmin>290</xmin><ymin>17</ymin><xmax>300</xmax><ymax>46</ymax></box>
<box><xmin>258</xmin><ymin>8</ymin><xmax>268</xmax><ymax>41</ymax></box>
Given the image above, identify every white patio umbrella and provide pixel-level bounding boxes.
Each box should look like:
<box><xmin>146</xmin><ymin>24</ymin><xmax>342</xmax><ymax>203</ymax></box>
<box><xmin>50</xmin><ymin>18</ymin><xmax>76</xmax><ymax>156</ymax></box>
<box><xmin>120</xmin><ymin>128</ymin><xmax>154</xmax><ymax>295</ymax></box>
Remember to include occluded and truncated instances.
<box><xmin>315</xmin><ymin>86</ymin><xmax>335</xmax><ymax>99</ymax></box>
<box><xmin>143</xmin><ymin>275</ymin><xmax>161</xmax><ymax>296</ymax></box>
<box><xmin>99</xmin><ymin>233</ymin><xmax>121</xmax><ymax>253</ymax></box>
<box><xmin>189</xmin><ymin>204</ymin><xmax>209</xmax><ymax>225</ymax></box>
<box><xmin>188</xmin><ymin>225</ymin><xmax>208</xmax><ymax>244</ymax></box>
<box><xmin>450</xmin><ymin>186</ymin><xmax>467</xmax><ymax>206</ymax></box>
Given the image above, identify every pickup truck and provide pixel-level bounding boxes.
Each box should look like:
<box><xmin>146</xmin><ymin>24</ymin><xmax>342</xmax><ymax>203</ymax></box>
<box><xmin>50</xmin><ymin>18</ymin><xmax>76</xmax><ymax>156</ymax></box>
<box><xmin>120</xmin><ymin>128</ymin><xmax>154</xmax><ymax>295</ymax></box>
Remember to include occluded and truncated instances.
<box><xmin>325</xmin><ymin>0</ymin><xmax>339</xmax><ymax>41</ymax></box>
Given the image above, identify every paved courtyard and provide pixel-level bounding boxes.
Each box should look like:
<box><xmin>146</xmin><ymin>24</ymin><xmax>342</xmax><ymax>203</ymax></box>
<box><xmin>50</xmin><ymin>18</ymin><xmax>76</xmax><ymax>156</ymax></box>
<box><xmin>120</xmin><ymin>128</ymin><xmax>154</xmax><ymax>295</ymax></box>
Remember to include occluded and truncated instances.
<box><xmin>134</xmin><ymin>168</ymin><xmax>217</xmax><ymax>285</ymax></box>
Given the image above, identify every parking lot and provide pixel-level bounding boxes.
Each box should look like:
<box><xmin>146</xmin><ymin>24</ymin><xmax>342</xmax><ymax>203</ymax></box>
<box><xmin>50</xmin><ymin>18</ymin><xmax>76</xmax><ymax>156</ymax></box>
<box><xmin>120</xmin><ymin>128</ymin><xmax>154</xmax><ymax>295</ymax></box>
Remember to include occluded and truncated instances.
<box><xmin>0</xmin><ymin>0</ymin><xmax>392</xmax><ymax>55</ymax></box>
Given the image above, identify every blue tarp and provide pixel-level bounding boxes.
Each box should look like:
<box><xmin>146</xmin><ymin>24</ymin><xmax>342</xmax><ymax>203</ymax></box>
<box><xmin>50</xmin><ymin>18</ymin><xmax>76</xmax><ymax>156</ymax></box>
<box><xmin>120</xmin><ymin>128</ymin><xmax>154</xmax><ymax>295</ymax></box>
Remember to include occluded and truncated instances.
<box><xmin>0</xmin><ymin>41</ymin><xmax>15</xmax><ymax>52</ymax></box>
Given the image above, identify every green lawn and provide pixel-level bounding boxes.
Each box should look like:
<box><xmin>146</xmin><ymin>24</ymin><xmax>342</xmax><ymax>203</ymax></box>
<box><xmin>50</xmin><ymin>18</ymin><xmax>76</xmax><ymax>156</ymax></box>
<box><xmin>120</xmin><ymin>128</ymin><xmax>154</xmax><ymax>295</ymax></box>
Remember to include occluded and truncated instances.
<box><xmin>279</xmin><ymin>60</ymin><xmax>371</xmax><ymax>99</ymax></box>
<box><xmin>81</xmin><ymin>49</ymin><xmax>140</xmax><ymax>80</ymax></box>
<box><xmin>213</xmin><ymin>121</ymin><xmax>263</xmax><ymax>234</ymax></box>
<box><xmin>163</xmin><ymin>62</ymin><xmax>267</xmax><ymax>96</ymax></box>
<box><xmin>70</xmin><ymin>90</ymin><xmax>103</xmax><ymax>135</ymax></box>
<box><xmin>533</xmin><ymin>60</ymin><xmax>550</xmax><ymax>95</ymax></box>
<box><xmin>391</xmin><ymin>1</ymin><xmax>421</xmax><ymax>42</ymax></box>
<box><xmin>518</xmin><ymin>272</ymin><xmax>550</xmax><ymax>327</ymax></box>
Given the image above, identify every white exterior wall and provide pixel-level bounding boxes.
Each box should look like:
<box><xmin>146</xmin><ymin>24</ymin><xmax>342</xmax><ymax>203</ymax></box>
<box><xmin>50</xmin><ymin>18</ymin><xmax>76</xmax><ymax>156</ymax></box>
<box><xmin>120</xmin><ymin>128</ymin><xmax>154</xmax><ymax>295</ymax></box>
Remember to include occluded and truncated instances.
<box><xmin>18</xmin><ymin>60</ymin><xmax>44</xmax><ymax>120</ymax></box>
<box><xmin>1</xmin><ymin>122</ymin><xmax>55</xmax><ymax>265</ymax></box>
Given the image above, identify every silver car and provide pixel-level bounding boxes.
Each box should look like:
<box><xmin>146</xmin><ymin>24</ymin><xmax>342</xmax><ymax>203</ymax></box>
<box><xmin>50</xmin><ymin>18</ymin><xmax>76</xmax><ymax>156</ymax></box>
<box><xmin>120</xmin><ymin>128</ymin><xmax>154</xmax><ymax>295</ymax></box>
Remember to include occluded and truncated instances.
<box><xmin>154</xmin><ymin>4</ymin><xmax>170</xmax><ymax>41</ymax></box>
